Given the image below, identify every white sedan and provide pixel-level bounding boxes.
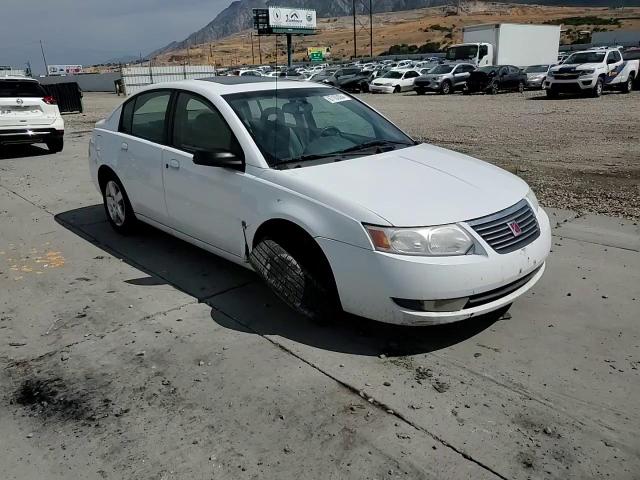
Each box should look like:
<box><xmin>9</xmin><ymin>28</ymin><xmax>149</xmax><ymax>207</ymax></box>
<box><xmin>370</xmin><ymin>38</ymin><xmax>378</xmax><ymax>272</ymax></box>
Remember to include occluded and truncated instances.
<box><xmin>89</xmin><ymin>77</ymin><xmax>551</xmax><ymax>325</ymax></box>
<box><xmin>369</xmin><ymin>69</ymin><xmax>422</xmax><ymax>93</ymax></box>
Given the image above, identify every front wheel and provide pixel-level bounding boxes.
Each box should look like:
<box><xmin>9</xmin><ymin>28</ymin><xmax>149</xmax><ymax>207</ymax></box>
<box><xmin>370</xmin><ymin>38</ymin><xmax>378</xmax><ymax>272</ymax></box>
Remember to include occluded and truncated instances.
<box><xmin>489</xmin><ymin>82</ymin><xmax>499</xmax><ymax>95</ymax></box>
<box><xmin>518</xmin><ymin>81</ymin><xmax>525</xmax><ymax>93</ymax></box>
<box><xmin>546</xmin><ymin>88</ymin><xmax>558</xmax><ymax>98</ymax></box>
<box><xmin>102</xmin><ymin>177</ymin><xmax>137</xmax><ymax>234</ymax></box>
<box><xmin>415</xmin><ymin>88</ymin><xmax>425</xmax><ymax>95</ymax></box>
<box><xmin>591</xmin><ymin>77</ymin><xmax>603</xmax><ymax>98</ymax></box>
<box><xmin>46</xmin><ymin>138</ymin><xmax>64</xmax><ymax>153</ymax></box>
<box><xmin>393</xmin><ymin>85</ymin><xmax>401</xmax><ymax>93</ymax></box>
<box><xmin>440</xmin><ymin>80</ymin><xmax>452</xmax><ymax>95</ymax></box>
<box><xmin>250</xmin><ymin>236</ymin><xmax>340</xmax><ymax>322</ymax></box>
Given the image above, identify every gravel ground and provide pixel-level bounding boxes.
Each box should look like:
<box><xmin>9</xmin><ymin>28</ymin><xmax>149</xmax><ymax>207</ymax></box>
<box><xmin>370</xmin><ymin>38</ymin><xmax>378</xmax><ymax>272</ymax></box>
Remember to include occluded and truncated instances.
<box><xmin>358</xmin><ymin>89</ymin><xmax>640</xmax><ymax>220</ymax></box>
<box><xmin>71</xmin><ymin>90</ymin><xmax>640</xmax><ymax>219</ymax></box>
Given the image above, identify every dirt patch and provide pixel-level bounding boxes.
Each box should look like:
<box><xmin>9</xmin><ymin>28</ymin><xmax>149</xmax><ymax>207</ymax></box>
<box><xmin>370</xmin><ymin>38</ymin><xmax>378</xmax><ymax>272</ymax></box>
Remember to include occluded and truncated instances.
<box><xmin>13</xmin><ymin>377</ymin><xmax>92</xmax><ymax>421</ymax></box>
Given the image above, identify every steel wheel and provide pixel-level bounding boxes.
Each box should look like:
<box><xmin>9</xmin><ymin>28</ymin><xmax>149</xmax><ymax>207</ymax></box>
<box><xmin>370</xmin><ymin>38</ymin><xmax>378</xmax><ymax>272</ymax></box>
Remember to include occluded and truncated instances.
<box><xmin>441</xmin><ymin>80</ymin><xmax>451</xmax><ymax>94</ymax></box>
<box><xmin>105</xmin><ymin>180</ymin><xmax>126</xmax><ymax>227</ymax></box>
<box><xmin>518</xmin><ymin>81</ymin><xmax>525</xmax><ymax>93</ymax></box>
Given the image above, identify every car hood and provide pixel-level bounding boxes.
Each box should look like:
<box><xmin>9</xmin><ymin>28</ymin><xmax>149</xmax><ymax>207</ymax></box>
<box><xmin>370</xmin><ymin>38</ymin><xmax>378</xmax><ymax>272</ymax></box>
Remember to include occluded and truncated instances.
<box><xmin>373</xmin><ymin>78</ymin><xmax>400</xmax><ymax>85</ymax></box>
<box><xmin>259</xmin><ymin>144</ymin><xmax>529</xmax><ymax>227</ymax></box>
<box><xmin>551</xmin><ymin>62</ymin><xmax>600</xmax><ymax>73</ymax></box>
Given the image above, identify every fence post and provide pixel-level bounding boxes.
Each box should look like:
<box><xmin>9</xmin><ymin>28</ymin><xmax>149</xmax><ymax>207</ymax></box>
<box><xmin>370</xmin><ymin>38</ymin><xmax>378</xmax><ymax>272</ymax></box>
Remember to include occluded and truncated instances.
<box><xmin>149</xmin><ymin>58</ymin><xmax>154</xmax><ymax>85</ymax></box>
<box><xmin>183</xmin><ymin>63</ymin><xmax>187</xmax><ymax>80</ymax></box>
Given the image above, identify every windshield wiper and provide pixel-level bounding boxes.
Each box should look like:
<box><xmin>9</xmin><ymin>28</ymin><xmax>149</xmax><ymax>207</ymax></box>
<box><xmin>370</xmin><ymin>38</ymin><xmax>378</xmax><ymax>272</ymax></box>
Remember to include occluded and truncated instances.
<box><xmin>272</xmin><ymin>140</ymin><xmax>415</xmax><ymax>169</ymax></box>
<box><xmin>337</xmin><ymin>139</ymin><xmax>414</xmax><ymax>154</ymax></box>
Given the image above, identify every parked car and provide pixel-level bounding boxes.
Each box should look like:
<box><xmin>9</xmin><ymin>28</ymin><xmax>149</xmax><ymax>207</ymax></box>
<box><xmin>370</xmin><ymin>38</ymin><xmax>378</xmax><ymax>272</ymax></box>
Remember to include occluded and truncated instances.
<box><xmin>333</xmin><ymin>69</ymin><xmax>374</xmax><ymax>93</ymax></box>
<box><xmin>523</xmin><ymin>64</ymin><xmax>551</xmax><ymax>89</ymax></box>
<box><xmin>464</xmin><ymin>65</ymin><xmax>527</xmax><ymax>94</ymax></box>
<box><xmin>89</xmin><ymin>76</ymin><xmax>551</xmax><ymax>325</ymax></box>
<box><xmin>0</xmin><ymin>76</ymin><xmax>64</xmax><ymax>152</ymax></box>
<box><xmin>322</xmin><ymin>68</ymin><xmax>361</xmax><ymax>86</ymax></box>
<box><xmin>545</xmin><ymin>48</ymin><xmax>638</xmax><ymax>98</ymax></box>
<box><xmin>369</xmin><ymin>69</ymin><xmax>421</xmax><ymax>93</ymax></box>
<box><xmin>414</xmin><ymin>63</ymin><xmax>475</xmax><ymax>95</ymax></box>
<box><xmin>307</xmin><ymin>69</ymin><xmax>338</xmax><ymax>83</ymax></box>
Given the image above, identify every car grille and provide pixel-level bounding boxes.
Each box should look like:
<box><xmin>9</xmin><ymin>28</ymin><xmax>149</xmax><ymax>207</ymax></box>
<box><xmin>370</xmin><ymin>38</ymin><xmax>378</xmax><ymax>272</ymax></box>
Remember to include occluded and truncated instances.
<box><xmin>554</xmin><ymin>73</ymin><xmax>580</xmax><ymax>80</ymax></box>
<box><xmin>467</xmin><ymin>199</ymin><xmax>540</xmax><ymax>254</ymax></box>
<box><xmin>464</xmin><ymin>265</ymin><xmax>542</xmax><ymax>309</ymax></box>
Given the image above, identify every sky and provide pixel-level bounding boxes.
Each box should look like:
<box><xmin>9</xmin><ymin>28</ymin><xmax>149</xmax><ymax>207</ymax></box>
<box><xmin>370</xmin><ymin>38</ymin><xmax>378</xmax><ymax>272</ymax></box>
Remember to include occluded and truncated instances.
<box><xmin>1</xmin><ymin>0</ymin><xmax>234</xmax><ymax>74</ymax></box>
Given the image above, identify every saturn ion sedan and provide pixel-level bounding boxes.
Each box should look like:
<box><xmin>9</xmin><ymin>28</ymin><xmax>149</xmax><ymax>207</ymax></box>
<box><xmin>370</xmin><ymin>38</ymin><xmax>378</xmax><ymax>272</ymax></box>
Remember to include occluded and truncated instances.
<box><xmin>89</xmin><ymin>77</ymin><xmax>551</xmax><ymax>325</ymax></box>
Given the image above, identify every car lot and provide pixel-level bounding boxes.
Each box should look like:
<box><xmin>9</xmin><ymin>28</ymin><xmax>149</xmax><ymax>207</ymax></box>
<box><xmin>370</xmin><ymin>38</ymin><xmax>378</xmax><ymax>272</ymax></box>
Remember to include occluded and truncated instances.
<box><xmin>1</xmin><ymin>92</ymin><xmax>639</xmax><ymax>479</ymax></box>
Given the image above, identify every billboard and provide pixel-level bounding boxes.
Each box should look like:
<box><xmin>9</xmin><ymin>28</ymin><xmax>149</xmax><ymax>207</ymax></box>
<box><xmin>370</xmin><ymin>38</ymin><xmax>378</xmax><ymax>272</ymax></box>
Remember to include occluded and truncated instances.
<box><xmin>268</xmin><ymin>7</ymin><xmax>316</xmax><ymax>30</ymax></box>
<box><xmin>48</xmin><ymin>65</ymin><xmax>83</xmax><ymax>75</ymax></box>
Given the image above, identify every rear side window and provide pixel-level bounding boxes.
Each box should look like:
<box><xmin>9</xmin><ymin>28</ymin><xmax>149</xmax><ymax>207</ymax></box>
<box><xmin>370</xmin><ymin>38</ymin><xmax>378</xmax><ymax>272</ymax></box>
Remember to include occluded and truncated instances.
<box><xmin>120</xmin><ymin>99</ymin><xmax>135</xmax><ymax>135</ymax></box>
<box><xmin>127</xmin><ymin>91</ymin><xmax>171</xmax><ymax>143</ymax></box>
<box><xmin>509</xmin><ymin>66</ymin><xmax>521</xmax><ymax>74</ymax></box>
<box><xmin>0</xmin><ymin>80</ymin><xmax>46</xmax><ymax>98</ymax></box>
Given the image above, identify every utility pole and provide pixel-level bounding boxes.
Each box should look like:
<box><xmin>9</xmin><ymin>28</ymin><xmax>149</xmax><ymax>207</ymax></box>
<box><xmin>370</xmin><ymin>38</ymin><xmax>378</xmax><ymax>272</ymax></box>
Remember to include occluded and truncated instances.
<box><xmin>251</xmin><ymin>32</ymin><xmax>255</xmax><ymax>65</ymax></box>
<box><xmin>258</xmin><ymin>34</ymin><xmax>262</xmax><ymax>64</ymax></box>
<box><xmin>40</xmin><ymin>40</ymin><xmax>49</xmax><ymax>75</ymax></box>
<box><xmin>369</xmin><ymin>0</ymin><xmax>373</xmax><ymax>59</ymax></box>
<box><xmin>352</xmin><ymin>0</ymin><xmax>357</xmax><ymax>59</ymax></box>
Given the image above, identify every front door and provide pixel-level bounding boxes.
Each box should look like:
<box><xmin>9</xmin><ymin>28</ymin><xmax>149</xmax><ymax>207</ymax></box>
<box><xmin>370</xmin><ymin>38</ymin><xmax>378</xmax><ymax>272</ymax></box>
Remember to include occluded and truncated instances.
<box><xmin>162</xmin><ymin>91</ymin><xmax>247</xmax><ymax>257</ymax></box>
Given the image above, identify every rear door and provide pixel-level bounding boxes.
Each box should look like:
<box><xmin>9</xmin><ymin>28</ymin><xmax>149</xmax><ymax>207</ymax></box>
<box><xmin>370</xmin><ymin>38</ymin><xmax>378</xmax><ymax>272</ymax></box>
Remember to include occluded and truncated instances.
<box><xmin>116</xmin><ymin>89</ymin><xmax>172</xmax><ymax>223</ymax></box>
<box><xmin>0</xmin><ymin>80</ymin><xmax>57</xmax><ymax>127</ymax></box>
<box><xmin>401</xmin><ymin>70</ymin><xmax>420</xmax><ymax>91</ymax></box>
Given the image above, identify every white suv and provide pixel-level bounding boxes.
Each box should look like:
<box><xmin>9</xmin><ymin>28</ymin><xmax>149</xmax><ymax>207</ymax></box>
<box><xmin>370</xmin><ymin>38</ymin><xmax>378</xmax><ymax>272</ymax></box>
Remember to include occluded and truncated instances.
<box><xmin>0</xmin><ymin>76</ymin><xmax>64</xmax><ymax>152</ymax></box>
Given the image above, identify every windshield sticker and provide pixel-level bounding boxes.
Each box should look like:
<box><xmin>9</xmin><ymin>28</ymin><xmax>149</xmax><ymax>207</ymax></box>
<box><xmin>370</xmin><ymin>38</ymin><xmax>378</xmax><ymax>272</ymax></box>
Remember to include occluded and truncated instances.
<box><xmin>323</xmin><ymin>93</ymin><xmax>351</xmax><ymax>103</ymax></box>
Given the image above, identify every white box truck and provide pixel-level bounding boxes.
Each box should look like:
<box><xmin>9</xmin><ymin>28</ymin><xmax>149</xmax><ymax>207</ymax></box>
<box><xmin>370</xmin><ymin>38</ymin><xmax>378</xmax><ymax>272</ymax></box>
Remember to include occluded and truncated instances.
<box><xmin>445</xmin><ymin>23</ymin><xmax>561</xmax><ymax>67</ymax></box>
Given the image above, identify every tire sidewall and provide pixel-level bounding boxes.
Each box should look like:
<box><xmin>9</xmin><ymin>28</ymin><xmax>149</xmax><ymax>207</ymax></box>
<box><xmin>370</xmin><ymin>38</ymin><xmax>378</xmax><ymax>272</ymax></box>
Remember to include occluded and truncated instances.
<box><xmin>102</xmin><ymin>176</ymin><xmax>136</xmax><ymax>234</ymax></box>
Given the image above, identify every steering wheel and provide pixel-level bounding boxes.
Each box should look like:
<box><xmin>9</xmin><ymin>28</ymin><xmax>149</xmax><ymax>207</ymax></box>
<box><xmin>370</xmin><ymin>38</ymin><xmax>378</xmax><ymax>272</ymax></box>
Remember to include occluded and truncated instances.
<box><xmin>319</xmin><ymin>126</ymin><xmax>342</xmax><ymax>137</ymax></box>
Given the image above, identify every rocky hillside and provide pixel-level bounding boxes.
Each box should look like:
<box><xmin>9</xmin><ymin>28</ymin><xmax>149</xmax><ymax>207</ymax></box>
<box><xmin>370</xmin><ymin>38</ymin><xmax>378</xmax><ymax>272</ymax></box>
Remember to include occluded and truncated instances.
<box><xmin>150</xmin><ymin>0</ymin><xmax>639</xmax><ymax>57</ymax></box>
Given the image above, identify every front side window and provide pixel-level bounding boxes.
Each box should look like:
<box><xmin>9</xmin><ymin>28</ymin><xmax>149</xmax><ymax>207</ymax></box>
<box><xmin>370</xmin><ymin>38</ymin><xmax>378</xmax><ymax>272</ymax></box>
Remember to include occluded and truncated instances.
<box><xmin>382</xmin><ymin>71</ymin><xmax>403</xmax><ymax>79</ymax></box>
<box><xmin>128</xmin><ymin>90</ymin><xmax>171</xmax><ymax>143</ymax></box>
<box><xmin>431</xmin><ymin>65</ymin><xmax>454</xmax><ymax>75</ymax></box>
<box><xmin>404</xmin><ymin>71</ymin><xmax>420</xmax><ymax>79</ymax></box>
<box><xmin>224</xmin><ymin>87</ymin><xmax>413</xmax><ymax>168</ymax></box>
<box><xmin>172</xmin><ymin>92</ymin><xmax>240</xmax><ymax>155</ymax></box>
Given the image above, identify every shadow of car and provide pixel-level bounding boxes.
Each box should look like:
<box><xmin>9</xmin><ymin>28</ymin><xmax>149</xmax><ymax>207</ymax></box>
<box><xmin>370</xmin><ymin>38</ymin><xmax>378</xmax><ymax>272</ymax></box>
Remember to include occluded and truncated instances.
<box><xmin>55</xmin><ymin>204</ymin><xmax>504</xmax><ymax>357</ymax></box>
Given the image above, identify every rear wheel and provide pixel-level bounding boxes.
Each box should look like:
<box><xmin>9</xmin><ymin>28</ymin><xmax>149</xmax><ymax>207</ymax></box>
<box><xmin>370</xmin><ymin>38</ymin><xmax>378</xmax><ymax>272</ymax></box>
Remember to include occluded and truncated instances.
<box><xmin>517</xmin><ymin>81</ymin><xmax>525</xmax><ymax>93</ymax></box>
<box><xmin>46</xmin><ymin>138</ymin><xmax>63</xmax><ymax>153</ymax></box>
<box><xmin>622</xmin><ymin>75</ymin><xmax>634</xmax><ymax>93</ymax></box>
<box><xmin>250</xmin><ymin>233</ymin><xmax>340</xmax><ymax>322</ymax></box>
<box><xmin>440</xmin><ymin>80</ymin><xmax>452</xmax><ymax>95</ymax></box>
<box><xmin>489</xmin><ymin>82</ymin><xmax>499</xmax><ymax>95</ymax></box>
<box><xmin>102</xmin><ymin>176</ymin><xmax>137</xmax><ymax>234</ymax></box>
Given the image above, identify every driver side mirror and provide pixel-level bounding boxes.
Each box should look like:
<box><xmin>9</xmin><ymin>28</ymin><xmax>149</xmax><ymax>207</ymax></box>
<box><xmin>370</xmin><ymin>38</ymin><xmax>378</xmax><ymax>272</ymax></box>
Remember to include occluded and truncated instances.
<box><xmin>193</xmin><ymin>149</ymin><xmax>244</xmax><ymax>170</ymax></box>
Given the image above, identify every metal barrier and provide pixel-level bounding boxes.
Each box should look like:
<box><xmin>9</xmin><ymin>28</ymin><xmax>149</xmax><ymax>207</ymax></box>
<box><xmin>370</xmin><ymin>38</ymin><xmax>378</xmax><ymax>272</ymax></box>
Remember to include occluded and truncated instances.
<box><xmin>41</xmin><ymin>82</ymin><xmax>83</xmax><ymax>113</ymax></box>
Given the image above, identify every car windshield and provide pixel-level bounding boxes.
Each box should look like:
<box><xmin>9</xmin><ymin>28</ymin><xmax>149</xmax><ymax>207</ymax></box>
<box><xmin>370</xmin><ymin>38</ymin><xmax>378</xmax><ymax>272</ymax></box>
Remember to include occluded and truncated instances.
<box><xmin>0</xmin><ymin>80</ymin><xmax>46</xmax><ymax>97</ymax></box>
<box><xmin>224</xmin><ymin>87</ymin><xmax>414</xmax><ymax>168</ymax></box>
<box><xmin>525</xmin><ymin>65</ymin><xmax>549</xmax><ymax>73</ymax></box>
<box><xmin>445</xmin><ymin>45</ymin><xmax>478</xmax><ymax>61</ymax></box>
<box><xmin>565</xmin><ymin>52</ymin><xmax>605</xmax><ymax>64</ymax></box>
<box><xmin>430</xmin><ymin>65</ymin><xmax>454</xmax><ymax>74</ymax></box>
<box><xmin>382</xmin><ymin>71</ymin><xmax>403</xmax><ymax>79</ymax></box>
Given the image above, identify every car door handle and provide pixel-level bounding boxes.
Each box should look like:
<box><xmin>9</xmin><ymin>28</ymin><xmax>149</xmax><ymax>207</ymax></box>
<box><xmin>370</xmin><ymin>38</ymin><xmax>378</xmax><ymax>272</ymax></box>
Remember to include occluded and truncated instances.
<box><xmin>121</xmin><ymin>142</ymin><xmax>128</xmax><ymax>151</ymax></box>
<box><xmin>167</xmin><ymin>159</ymin><xmax>180</xmax><ymax>170</ymax></box>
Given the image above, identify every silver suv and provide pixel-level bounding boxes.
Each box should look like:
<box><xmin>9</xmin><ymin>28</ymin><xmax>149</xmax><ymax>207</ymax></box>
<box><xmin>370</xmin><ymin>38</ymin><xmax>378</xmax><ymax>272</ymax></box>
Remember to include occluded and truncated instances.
<box><xmin>414</xmin><ymin>63</ymin><xmax>476</xmax><ymax>95</ymax></box>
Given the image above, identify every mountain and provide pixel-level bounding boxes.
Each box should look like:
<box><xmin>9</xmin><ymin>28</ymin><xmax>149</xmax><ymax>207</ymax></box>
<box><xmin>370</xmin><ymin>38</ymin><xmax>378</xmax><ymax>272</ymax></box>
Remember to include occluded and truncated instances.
<box><xmin>149</xmin><ymin>0</ymin><xmax>640</xmax><ymax>57</ymax></box>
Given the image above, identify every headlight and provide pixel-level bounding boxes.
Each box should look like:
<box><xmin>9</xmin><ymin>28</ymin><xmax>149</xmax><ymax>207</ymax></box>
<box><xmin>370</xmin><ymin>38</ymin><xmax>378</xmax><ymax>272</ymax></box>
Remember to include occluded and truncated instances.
<box><xmin>579</xmin><ymin>69</ymin><xmax>595</xmax><ymax>76</ymax></box>
<box><xmin>547</xmin><ymin>70</ymin><xmax>555</xmax><ymax>78</ymax></box>
<box><xmin>364</xmin><ymin>224</ymin><xmax>474</xmax><ymax>256</ymax></box>
<box><xmin>526</xmin><ymin>189</ymin><xmax>539</xmax><ymax>212</ymax></box>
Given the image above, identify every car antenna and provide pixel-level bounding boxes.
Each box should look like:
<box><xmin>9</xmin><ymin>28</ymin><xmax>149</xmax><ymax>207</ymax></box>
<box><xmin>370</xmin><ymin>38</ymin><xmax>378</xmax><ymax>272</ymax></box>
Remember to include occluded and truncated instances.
<box><xmin>273</xmin><ymin>34</ymin><xmax>279</xmax><ymax>165</ymax></box>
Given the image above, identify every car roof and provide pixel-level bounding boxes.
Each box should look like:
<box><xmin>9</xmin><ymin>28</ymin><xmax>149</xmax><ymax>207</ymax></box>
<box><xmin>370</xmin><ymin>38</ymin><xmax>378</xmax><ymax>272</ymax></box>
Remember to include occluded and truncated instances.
<box><xmin>136</xmin><ymin>77</ymin><xmax>333</xmax><ymax>96</ymax></box>
<box><xmin>0</xmin><ymin>76</ymin><xmax>38</xmax><ymax>82</ymax></box>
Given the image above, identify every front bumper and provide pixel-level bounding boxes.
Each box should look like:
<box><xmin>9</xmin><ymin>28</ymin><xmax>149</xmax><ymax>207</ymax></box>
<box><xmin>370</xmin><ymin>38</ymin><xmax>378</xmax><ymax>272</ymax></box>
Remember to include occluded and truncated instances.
<box><xmin>414</xmin><ymin>81</ymin><xmax>441</xmax><ymax>91</ymax></box>
<box><xmin>545</xmin><ymin>76</ymin><xmax>596</xmax><ymax>92</ymax></box>
<box><xmin>318</xmin><ymin>207</ymin><xmax>551</xmax><ymax>326</ymax></box>
<box><xmin>369</xmin><ymin>84</ymin><xmax>396</xmax><ymax>94</ymax></box>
